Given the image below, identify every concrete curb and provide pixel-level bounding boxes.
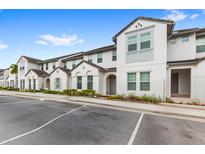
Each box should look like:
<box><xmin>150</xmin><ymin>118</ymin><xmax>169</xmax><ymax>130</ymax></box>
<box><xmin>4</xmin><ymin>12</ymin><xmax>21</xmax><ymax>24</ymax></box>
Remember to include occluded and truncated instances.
<box><xmin>1</xmin><ymin>91</ymin><xmax>205</xmax><ymax>121</ymax></box>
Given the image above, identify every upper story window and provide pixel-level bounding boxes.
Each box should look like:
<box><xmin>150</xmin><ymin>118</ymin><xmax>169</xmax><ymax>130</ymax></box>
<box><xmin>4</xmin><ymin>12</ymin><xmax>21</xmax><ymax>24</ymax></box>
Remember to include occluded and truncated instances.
<box><xmin>97</xmin><ymin>53</ymin><xmax>103</xmax><ymax>63</ymax></box>
<box><xmin>20</xmin><ymin>66</ymin><xmax>25</xmax><ymax>71</ymax></box>
<box><xmin>41</xmin><ymin>65</ymin><xmax>44</xmax><ymax>71</ymax></box>
<box><xmin>170</xmin><ymin>39</ymin><xmax>176</xmax><ymax>44</ymax></box>
<box><xmin>88</xmin><ymin>55</ymin><xmax>92</xmax><ymax>63</ymax></box>
<box><xmin>72</xmin><ymin>60</ymin><xmax>76</xmax><ymax>69</ymax></box>
<box><xmin>112</xmin><ymin>51</ymin><xmax>117</xmax><ymax>61</ymax></box>
<box><xmin>196</xmin><ymin>36</ymin><xmax>205</xmax><ymax>53</ymax></box>
<box><xmin>181</xmin><ymin>36</ymin><xmax>189</xmax><ymax>42</ymax></box>
<box><xmin>53</xmin><ymin>63</ymin><xmax>56</xmax><ymax>69</ymax></box>
<box><xmin>140</xmin><ymin>32</ymin><xmax>151</xmax><ymax>50</ymax></box>
<box><xmin>46</xmin><ymin>63</ymin><xmax>48</xmax><ymax>70</ymax></box>
<box><xmin>128</xmin><ymin>35</ymin><xmax>137</xmax><ymax>52</ymax></box>
<box><xmin>64</xmin><ymin>62</ymin><xmax>67</xmax><ymax>68</ymax></box>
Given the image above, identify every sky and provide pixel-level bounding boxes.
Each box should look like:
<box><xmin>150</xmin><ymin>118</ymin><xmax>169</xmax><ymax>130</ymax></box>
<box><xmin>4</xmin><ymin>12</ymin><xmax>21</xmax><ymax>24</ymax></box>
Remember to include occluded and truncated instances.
<box><xmin>0</xmin><ymin>9</ymin><xmax>205</xmax><ymax>68</ymax></box>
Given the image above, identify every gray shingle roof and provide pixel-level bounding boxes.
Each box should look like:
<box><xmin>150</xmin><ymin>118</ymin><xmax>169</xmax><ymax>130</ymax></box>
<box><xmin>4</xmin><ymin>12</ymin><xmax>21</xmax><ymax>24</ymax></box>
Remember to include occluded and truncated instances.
<box><xmin>25</xmin><ymin>69</ymin><xmax>49</xmax><ymax>77</ymax></box>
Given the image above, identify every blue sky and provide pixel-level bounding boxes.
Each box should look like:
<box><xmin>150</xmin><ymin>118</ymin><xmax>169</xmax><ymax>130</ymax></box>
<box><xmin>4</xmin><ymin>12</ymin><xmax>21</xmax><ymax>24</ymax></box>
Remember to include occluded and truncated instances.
<box><xmin>0</xmin><ymin>9</ymin><xmax>205</xmax><ymax>68</ymax></box>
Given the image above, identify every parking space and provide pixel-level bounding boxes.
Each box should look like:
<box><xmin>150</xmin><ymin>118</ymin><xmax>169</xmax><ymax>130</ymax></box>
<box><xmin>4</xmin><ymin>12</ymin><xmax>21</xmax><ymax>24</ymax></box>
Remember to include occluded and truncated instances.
<box><xmin>0</xmin><ymin>95</ymin><xmax>205</xmax><ymax>145</ymax></box>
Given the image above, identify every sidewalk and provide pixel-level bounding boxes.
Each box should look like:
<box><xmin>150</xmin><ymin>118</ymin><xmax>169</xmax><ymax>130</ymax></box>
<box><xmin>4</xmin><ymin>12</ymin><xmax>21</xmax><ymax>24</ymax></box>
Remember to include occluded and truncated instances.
<box><xmin>0</xmin><ymin>91</ymin><xmax>205</xmax><ymax>120</ymax></box>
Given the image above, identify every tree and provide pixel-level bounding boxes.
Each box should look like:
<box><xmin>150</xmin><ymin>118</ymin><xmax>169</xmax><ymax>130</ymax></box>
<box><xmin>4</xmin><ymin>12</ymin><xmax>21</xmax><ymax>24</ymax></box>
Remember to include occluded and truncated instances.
<box><xmin>10</xmin><ymin>64</ymin><xmax>18</xmax><ymax>88</ymax></box>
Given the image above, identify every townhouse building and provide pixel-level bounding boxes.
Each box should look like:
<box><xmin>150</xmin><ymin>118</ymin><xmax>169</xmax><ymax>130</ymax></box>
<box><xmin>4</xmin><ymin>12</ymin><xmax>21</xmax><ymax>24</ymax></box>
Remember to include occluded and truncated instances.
<box><xmin>1</xmin><ymin>16</ymin><xmax>205</xmax><ymax>102</ymax></box>
<box><xmin>0</xmin><ymin>68</ymin><xmax>9</xmax><ymax>87</ymax></box>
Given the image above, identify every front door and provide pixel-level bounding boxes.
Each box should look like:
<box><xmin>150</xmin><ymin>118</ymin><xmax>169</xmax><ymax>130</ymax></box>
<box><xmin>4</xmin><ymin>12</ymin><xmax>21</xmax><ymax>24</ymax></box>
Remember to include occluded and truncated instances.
<box><xmin>171</xmin><ymin>73</ymin><xmax>178</xmax><ymax>94</ymax></box>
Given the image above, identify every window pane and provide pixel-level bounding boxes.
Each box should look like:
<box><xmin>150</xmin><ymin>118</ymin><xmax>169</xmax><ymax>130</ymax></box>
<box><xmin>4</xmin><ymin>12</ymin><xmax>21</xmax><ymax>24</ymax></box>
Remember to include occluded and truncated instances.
<box><xmin>141</xmin><ymin>41</ymin><xmax>150</xmax><ymax>49</ymax></box>
<box><xmin>196</xmin><ymin>45</ymin><xmax>205</xmax><ymax>53</ymax></box>
<box><xmin>128</xmin><ymin>73</ymin><xmax>136</xmax><ymax>81</ymax></box>
<box><xmin>97</xmin><ymin>53</ymin><xmax>102</xmax><ymax>58</ymax></box>
<box><xmin>128</xmin><ymin>44</ymin><xmax>137</xmax><ymax>52</ymax></box>
<box><xmin>196</xmin><ymin>36</ymin><xmax>205</xmax><ymax>46</ymax></box>
<box><xmin>182</xmin><ymin>36</ymin><xmax>189</xmax><ymax>42</ymax></box>
<box><xmin>128</xmin><ymin>82</ymin><xmax>136</xmax><ymax>90</ymax></box>
<box><xmin>97</xmin><ymin>58</ymin><xmax>102</xmax><ymax>63</ymax></box>
<box><xmin>77</xmin><ymin>76</ymin><xmax>82</xmax><ymax>89</ymax></box>
<box><xmin>140</xmin><ymin>82</ymin><xmax>150</xmax><ymax>91</ymax></box>
<box><xmin>128</xmin><ymin>35</ymin><xmax>137</xmax><ymax>44</ymax></box>
<box><xmin>141</xmin><ymin>32</ymin><xmax>150</xmax><ymax>42</ymax></box>
<box><xmin>140</xmin><ymin>72</ymin><xmax>150</xmax><ymax>81</ymax></box>
<box><xmin>87</xmin><ymin>76</ymin><xmax>93</xmax><ymax>90</ymax></box>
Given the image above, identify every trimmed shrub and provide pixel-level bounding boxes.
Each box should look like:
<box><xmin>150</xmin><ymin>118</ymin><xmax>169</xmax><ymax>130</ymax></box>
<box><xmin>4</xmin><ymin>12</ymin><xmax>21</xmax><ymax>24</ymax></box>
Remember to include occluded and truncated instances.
<box><xmin>79</xmin><ymin>89</ymin><xmax>96</xmax><ymax>96</ymax></box>
<box><xmin>107</xmin><ymin>95</ymin><xmax>125</xmax><ymax>100</ymax></box>
<box><xmin>165</xmin><ymin>97</ymin><xmax>175</xmax><ymax>103</ymax></box>
<box><xmin>63</xmin><ymin>89</ymin><xmax>78</xmax><ymax>96</ymax></box>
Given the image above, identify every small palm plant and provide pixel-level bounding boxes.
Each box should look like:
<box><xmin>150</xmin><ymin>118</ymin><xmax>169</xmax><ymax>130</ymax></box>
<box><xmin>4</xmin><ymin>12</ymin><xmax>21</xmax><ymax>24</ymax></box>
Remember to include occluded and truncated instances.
<box><xmin>10</xmin><ymin>64</ymin><xmax>18</xmax><ymax>88</ymax></box>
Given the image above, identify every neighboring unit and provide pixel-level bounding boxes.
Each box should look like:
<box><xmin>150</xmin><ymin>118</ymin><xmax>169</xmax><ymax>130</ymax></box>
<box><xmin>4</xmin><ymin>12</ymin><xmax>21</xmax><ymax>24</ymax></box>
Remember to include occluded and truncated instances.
<box><xmin>1</xmin><ymin>16</ymin><xmax>205</xmax><ymax>103</ymax></box>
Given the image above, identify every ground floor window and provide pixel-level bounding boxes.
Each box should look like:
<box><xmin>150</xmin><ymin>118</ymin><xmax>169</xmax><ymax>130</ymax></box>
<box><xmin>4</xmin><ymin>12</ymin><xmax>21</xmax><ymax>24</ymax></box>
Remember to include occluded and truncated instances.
<box><xmin>33</xmin><ymin>79</ymin><xmax>36</xmax><ymax>90</ymax></box>
<box><xmin>77</xmin><ymin>76</ymin><xmax>82</xmax><ymax>89</ymax></box>
<box><xmin>55</xmin><ymin>78</ymin><xmax>61</xmax><ymax>90</ymax></box>
<box><xmin>29</xmin><ymin>79</ymin><xmax>31</xmax><ymax>90</ymax></box>
<box><xmin>127</xmin><ymin>73</ymin><xmax>136</xmax><ymax>90</ymax></box>
<box><xmin>20</xmin><ymin>79</ymin><xmax>25</xmax><ymax>89</ymax></box>
<box><xmin>87</xmin><ymin>75</ymin><xmax>93</xmax><ymax>90</ymax></box>
<box><xmin>140</xmin><ymin>72</ymin><xmax>150</xmax><ymax>91</ymax></box>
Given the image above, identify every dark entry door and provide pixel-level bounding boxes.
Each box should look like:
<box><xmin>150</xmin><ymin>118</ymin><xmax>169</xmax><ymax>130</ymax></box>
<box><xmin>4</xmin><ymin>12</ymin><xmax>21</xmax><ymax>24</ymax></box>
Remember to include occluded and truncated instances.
<box><xmin>171</xmin><ymin>73</ymin><xmax>178</xmax><ymax>94</ymax></box>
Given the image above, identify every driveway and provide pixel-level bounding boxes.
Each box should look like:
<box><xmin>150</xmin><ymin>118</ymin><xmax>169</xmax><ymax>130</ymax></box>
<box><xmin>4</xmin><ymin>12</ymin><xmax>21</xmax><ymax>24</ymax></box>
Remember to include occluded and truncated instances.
<box><xmin>0</xmin><ymin>95</ymin><xmax>205</xmax><ymax>145</ymax></box>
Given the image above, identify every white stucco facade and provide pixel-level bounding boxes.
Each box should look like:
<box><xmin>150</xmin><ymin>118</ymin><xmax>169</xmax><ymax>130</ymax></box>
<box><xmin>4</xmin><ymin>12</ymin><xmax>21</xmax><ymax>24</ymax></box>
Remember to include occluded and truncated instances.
<box><xmin>2</xmin><ymin>16</ymin><xmax>205</xmax><ymax>103</ymax></box>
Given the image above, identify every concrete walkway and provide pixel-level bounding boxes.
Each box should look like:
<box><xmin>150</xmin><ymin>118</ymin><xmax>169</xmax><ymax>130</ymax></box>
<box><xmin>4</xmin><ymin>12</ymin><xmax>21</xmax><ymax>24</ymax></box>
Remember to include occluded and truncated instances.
<box><xmin>0</xmin><ymin>91</ymin><xmax>205</xmax><ymax>120</ymax></box>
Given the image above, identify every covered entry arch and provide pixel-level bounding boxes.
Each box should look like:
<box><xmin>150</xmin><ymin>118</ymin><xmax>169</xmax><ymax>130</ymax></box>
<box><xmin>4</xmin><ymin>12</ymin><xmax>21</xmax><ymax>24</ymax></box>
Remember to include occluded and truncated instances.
<box><xmin>106</xmin><ymin>74</ymin><xmax>116</xmax><ymax>95</ymax></box>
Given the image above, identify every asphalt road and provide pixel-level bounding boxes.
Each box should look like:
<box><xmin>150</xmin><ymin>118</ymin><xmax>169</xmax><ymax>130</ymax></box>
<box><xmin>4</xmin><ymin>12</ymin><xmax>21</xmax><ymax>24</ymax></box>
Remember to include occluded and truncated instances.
<box><xmin>0</xmin><ymin>95</ymin><xmax>205</xmax><ymax>145</ymax></box>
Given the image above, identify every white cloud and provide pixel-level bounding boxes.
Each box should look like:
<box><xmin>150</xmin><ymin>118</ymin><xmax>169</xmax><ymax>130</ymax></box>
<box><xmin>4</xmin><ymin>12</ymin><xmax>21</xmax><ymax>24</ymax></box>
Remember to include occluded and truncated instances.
<box><xmin>36</xmin><ymin>34</ymin><xmax>84</xmax><ymax>46</ymax></box>
<box><xmin>0</xmin><ymin>41</ymin><xmax>8</xmax><ymax>50</ymax></box>
<box><xmin>162</xmin><ymin>10</ymin><xmax>188</xmax><ymax>22</ymax></box>
<box><xmin>190</xmin><ymin>14</ymin><xmax>200</xmax><ymax>20</ymax></box>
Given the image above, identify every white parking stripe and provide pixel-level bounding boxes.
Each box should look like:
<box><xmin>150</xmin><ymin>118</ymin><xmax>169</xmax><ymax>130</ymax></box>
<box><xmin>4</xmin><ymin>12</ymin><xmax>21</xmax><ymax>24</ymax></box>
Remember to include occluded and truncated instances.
<box><xmin>0</xmin><ymin>104</ymin><xmax>87</xmax><ymax>145</ymax></box>
<box><xmin>127</xmin><ymin>113</ymin><xmax>144</xmax><ymax>145</ymax></box>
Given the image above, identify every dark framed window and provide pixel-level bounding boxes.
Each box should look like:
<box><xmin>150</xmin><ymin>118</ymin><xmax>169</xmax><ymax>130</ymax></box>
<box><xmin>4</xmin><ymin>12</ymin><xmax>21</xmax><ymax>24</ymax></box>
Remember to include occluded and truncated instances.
<box><xmin>64</xmin><ymin>62</ymin><xmax>67</xmax><ymax>68</ymax></box>
<box><xmin>127</xmin><ymin>73</ymin><xmax>136</xmax><ymax>90</ymax></box>
<box><xmin>46</xmin><ymin>63</ymin><xmax>48</xmax><ymax>70</ymax></box>
<box><xmin>87</xmin><ymin>76</ymin><xmax>93</xmax><ymax>90</ymax></box>
<box><xmin>29</xmin><ymin>79</ymin><xmax>31</xmax><ymax>90</ymax></box>
<box><xmin>88</xmin><ymin>55</ymin><xmax>92</xmax><ymax>63</ymax></box>
<box><xmin>33</xmin><ymin>79</ymin><xmax>36</xmax><ymax>90</ymax></box>
<box><xmin>140</xmin><ymin>32</ymin><xmax>151</xmax><ymax>50</ymax></box>
<box><xmin>128</xmin><ymin>35</ymin><xmax>137</xmax><ymax>52</ymax></box>
<box><xmin>112</xmin><ymin>51</ymin><xmax>117</xmax><ymax>61</ymax></box>
<box><xmin>53</xmin><ymin>63</ymin><xmax>56</xmax><ymax>69</ymax></box>
<box><xmin>140</xmin><ymin>72</ymin><xmax>150</xmax><ymax>91</ymax></box>
<box><xmin>196</xmin><ymin>36</ymin><xmax>205</xmax><ymax>53</ymax></box>
<box><xmin>41</xmin><ymin>65</ymin><xmax>44</xmax><ymax>71</ymax></box>
<box><xmin>97</xmin><ymin>53</ymin><xmax>103</xmax><ymax>63</ymax></box>
<box><xmin>55</xmin><ymin>78</ymin><xmax>61</xmax><ymax>90</ymax></box>
<box><xmin>77</xmin><ymin>76</ymin><xmax>82</xmax><ymax>89</ymax></box>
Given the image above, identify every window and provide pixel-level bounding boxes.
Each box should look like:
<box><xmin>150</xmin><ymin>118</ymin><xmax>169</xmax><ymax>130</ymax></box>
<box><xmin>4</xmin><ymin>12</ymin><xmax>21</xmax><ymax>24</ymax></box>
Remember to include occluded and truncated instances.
<box><xmin>170</xmin><ymin>39</ymin><xmax>176</xmax><ymax>44</ymax></box>
<box><xmin>140</xmin><ymin>72</ymin><xmax>150</xmax><ymax>91</ymax></box>
<box><xmin>112</xmin><ymin>51</ymin><xmax>117</xmax><ymax>61</ymax></box>
<box><xmin>127</xmin><ymin>73</ymin><xmax>136</xmax><ymax>90</ymax></box>
<box><xmin>72</xmin><ymin>61</ymin><xmax>76</xmax><ymax>69</ymax></box>
<box><xmin>127</xmin><ymin>35</ymin><xmax>137</xmax><ymax>52</ymax></box>
<box><xmin>87</xmin><ymin>76</ymin><xmax>93</xmax><ymax>90</ymax></box>
<box><xmin>140</xmin><ymin>32</ymin><xmax>151</xmax><ymax>50</ymax></box>
<box><xmin>29</xmin><ymin>79</ymin><xmax>31</xmax><ymax>90</ymax></box>
<box><xmin>64</xmin><ymin>62</ymin><xmax>67</xmax><ymax>68</ymax></box>
<box><xmin>77</xmin><ymin>76</ymin><xmax>82</xmax><ymax>89</ymax></box>
<box><xmin>21</xmin><ymin>79</ymin><xmax>25</xmax><ymax>90</ymax></box>
<box><xmin>55</xmin><ymin>78</ymin><xmax>61</xmax><ymax>90</ymax></box>
<box><xmin>88</xmin><ymin>55</ymin><xmax>92</xmax><ymax>63</ymax></box>
<box><xmin>41</xmin><ymin>65</ymin><xmax>44</xmax><ymax>71</ymax></box>
<box><xmin>53</xmin><ymin>63</ymin><xmax>56</xmax><ymax>69</ymax></box>
<box><xmin>97</xmin><ymin>53</ymin><xmax>103</xmax><ymax>63</ymax></box>
<box><xmin>196</xmin><ymin>36</ymin><xmax>205</xmax><ymax>53</ymax></box>
<box><xmin>33</xmin><ymin>79</ymin><xmax>36</xmax><ymax>90</ymax></box>
<box><xmin>46</xmin><ymin>63</ymin><xmax>48</xmax><ymax>70</ymax></box>
<box><xmin>181</xmin><ymin>36</ymin><xmax>189</xmax><ymax>42</ymax></box>
<box><xmin>20</xmin><ymin>66</ymin><xmax>25</xmax><ymax>71</ymax></box>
